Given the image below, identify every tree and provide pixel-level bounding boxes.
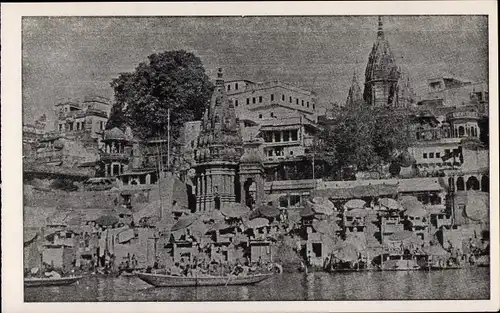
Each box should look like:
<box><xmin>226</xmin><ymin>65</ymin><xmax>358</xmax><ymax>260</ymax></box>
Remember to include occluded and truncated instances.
<box><xmin>107</xmin><ymin>50</ymin><xmax>214</xmax><ymax>146</ymax></box>
<box><xmin>317</xmin><ymin>104</ymin><xmax>413</xmax><ymax>179</ymax></box>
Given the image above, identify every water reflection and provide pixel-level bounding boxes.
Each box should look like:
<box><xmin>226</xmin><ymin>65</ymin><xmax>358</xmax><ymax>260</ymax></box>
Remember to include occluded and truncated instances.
<box><xmin>25</xmin><ymin>268</ymin><xmax>490</xmax><ymax>302</ymax></box>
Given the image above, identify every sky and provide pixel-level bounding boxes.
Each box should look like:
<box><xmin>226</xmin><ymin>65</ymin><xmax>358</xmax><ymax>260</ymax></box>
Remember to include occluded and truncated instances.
<box><xmin>22</xmin><ymin>15</ymin><xmax>489</xmax><ymax>128</ymax></box>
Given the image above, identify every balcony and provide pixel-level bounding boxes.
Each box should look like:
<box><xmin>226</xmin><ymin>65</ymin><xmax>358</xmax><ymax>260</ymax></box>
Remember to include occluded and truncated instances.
<box><xmin>100</xmin><ymin>152</ymin><xmax>129</xmax><ymax>162</ymax></box>
<box><xmin>446</xmin><ymin>110</ymin><xmax>479</xmax><ymax>121</ymax></box>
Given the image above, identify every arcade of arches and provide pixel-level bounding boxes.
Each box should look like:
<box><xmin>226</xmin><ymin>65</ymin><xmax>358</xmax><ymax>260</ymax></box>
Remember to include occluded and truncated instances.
<box><xmin>448</xmin><ymin>174</ymin><xmax>489</xmax><ymax>192</ymax></box>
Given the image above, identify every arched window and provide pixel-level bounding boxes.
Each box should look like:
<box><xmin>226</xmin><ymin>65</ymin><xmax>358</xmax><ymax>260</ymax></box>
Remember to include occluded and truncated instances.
<box><xmin>481</xmin><ymin>175</ymin><xmax>489</xmax><ymax>192</ymax></box>
<box><xmin>466</xmin><ymin>176</ymin><xmax>480</xmax><ymax>190</ymax></box>
<box><xmin>448</xmin><ymin>177</ymin><xmax>455</xmax><ymax>191</ymax></box>
<box><xmin>456</xmin><ymin>176</ymin><xmax>465</xmax><ymax>191</ymax></box>
<box><xmin>458</xmin><ymin>126</ymin><xmax>465</xmax><ymax>137</ymax></box>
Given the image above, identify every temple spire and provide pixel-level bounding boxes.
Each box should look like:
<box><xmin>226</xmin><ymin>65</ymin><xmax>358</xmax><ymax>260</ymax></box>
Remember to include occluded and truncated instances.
<box><xmin>377</xmin><ymin>16</ymin><xmax>384</xmax><ymax>39</ymax></box>
<box><xmin>346</xmin><ymin>70</ymin><xmax>363</xmax><ymax>107</ymax></box>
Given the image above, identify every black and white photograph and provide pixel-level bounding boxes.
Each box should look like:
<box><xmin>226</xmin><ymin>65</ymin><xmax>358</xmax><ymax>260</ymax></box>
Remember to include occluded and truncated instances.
<box><xmin>1</xmin><ymin>2</ymin><xmax>498</xmax><ymax>311</ymax></box>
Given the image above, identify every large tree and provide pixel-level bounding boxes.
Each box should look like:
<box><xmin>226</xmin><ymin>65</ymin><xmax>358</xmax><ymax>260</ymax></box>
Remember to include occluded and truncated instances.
<box><xmin>317</xmin><ymin>104</ymin><xmax>413</xmax><ymax>180</ymax></box>
<box><xmin>107</xmin><ymin>50</ymin><xmax>214</xmax><ymax>145</ymax></box>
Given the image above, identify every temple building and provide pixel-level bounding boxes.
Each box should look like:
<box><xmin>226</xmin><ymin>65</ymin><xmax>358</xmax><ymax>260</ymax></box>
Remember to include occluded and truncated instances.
<box><xmin>345</xmin><ymin>71</ymin><xmax>363</xmax><ymax>107</ymax></box>
<box><xmin>193</xmin><ymin>68</ymin><xmax>244</xmax><ymax>212</ymax></box>
<box><xmin>363</xmin><ymin>17</ymin><xmax>415</xmax><ymax>108</ymax></box>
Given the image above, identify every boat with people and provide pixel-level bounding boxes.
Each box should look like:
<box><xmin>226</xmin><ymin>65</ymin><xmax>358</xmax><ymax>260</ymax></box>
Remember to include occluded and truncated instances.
<box><xmin>136</xmin><ymin>272</ymin><xmax>274</xmax><ymax>287</ymax></box>
<box><xmin>24</xmin><ymin>275</ymin><xmax>83</xmax><ymax>288</ymax></box>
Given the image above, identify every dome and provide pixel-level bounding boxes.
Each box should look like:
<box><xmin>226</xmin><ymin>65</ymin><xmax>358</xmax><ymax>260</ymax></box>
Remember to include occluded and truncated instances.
<box><xmin>104</xmin><ymin>127</ymin><xmax>126</xmax><ymax>141</ymax></box>
<box><xmin>53</xmin><ymin>139</ymin><xmax>64</xmax><ymax>149</ymax></box>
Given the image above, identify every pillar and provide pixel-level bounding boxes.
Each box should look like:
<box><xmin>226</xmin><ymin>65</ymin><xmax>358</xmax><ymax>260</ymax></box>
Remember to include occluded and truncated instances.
<box><xmin>240</xmin><ymin>176</ymin><xmax>246</xmax><ymax>205</ymax></box>
<box><xmin>105</xmin><ymin>164</ymin><xmax>109</xmax><ymax>177</ymax></box>
<box><xmin>110</xmin><ymin>163</ymin><xmax>114</xmax><ymax>176</ymax></box>
<box><xmin>201</xmin><ymin>173</ymin><xmax>206</xmax><ymax>212</ymax></box>
<box><xmin>207</xmin><ymin>173</ymin><xmax>213</xmax><ymax>211</ymax></box>
<box><xmin>196</xmin><ymin>175</ymin><xmax>202</xmax><ymax>212</ymax></box>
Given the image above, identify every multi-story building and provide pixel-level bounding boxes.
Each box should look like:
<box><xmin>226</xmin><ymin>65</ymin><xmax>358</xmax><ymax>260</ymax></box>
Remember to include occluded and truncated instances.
<box><xmin>23</xmin><ymin>114</ymin><xmax>47</xmax><ymax>160</ymax></box>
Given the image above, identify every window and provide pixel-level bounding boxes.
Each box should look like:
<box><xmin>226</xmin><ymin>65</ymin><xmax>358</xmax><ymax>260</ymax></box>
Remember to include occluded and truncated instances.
<box><xmin>247</xmin><ymin>98</ymin><xmax>250</xmax><ymax>105</ymax></box>
<box><xmin>289</xmin><ymin>96</ymin><xmax>292</xmax><ymax>103</ymax></box>
<box><xmin>271</xmin><ymin>94</ymin><xmax>274</xmax><ymax>101</ymax></box>
<box><xmin>423</xmin><ymin>153</ymin><xmax>428</xmax><ymax>159</ymax></box>
<box><xmin>307</xmin><ymin>101</ymin><xmax>310</xmax><ymax>108</ymax></box>
<box><xmin>100</xmin><ymin>121</ymin><xmax>104</xmax><ymax>130</ymax></box>
<box><xmin>235</xmin><ymin>83</ymin><xmax>238</xmax><ymax>90</ymax></box>
<box><xmin>69</xmin><ymin>122</ymin><xmax>74</xmax><ymax>131</ymax></box>
<box><xmin>235</xmin><ymin>99</ymin><xmax>239</xmax><ymax>107</ymax></box>
<box><xmin>445</xmin><ymin>149</ymin><xmax>450</xmax><ymax>156</ymax></box>
<box><xmin>59</xmin><ymin>124</ymin><xmax>63</xmax><ymax>131</ymax></box>
<box><xmin>313</xmin><ymin>103</ymin><xmax>315</xmax><ymax>110</ymax></box>
<box><xmin>263</xmin><ymin>132</ymin><xmax>272</xmax><ymax>142</ymax></box>
<box><xmin>274</xmin><ymin>131</ymin><xmax>281</xmax><ymax>142</ymax></box>
<box><xmin>227</xmin><ymin>85</ymin><xmax>231</xmax><ymax>91</ymax></box>
<box><xmin>282</xmin><ymin>94</ymin><xmax>285</xmax><ymax>101</ymax></box>
<box><xmin>296</xmin><ymin>99</ymin><xmax>299</xmax><ymax>105</ymax></box>
<box><xmin>259</xmin><ymin>114</ymin><xmax>263</xmax><ymax>119</ymax></box>
<box><xmin>429</xmin><ymin>152</ymin><xmax>434</xmax><ymax>158</ymax></box>
<box><xmin>436</xmin><ymin>152</ymin><xmax>441</xmax><ymax>159</ymax></box>
<box><xmin>302</xmin><ymin>100</ymin><xmax>304</xmax><ymax>106</ymax></box>
<box><xmin>289</xmin><ymin>151</ymin><xmax>294</xmax><ymax>155</ymax></box>
<box><xmin>291</xmin><ymin>130</ymin><xmax>298</xmax><ymax>141</ymax></box>
<box><xmin>267</xmin><ymin>150</ymin><xmax>273</xmax><ymax>157</ymax></box>
<box><xmin>270</xmin><ymin>112</ymin><xmax>275</xmax><ymax>118</ymax></box>
<box><xmin>259</xmin><ymin>96</ymin><xmax>263</xmax><ymax>103</ymax></box>
<box><xmin>283</xmin><ymin>131</ymin><xmax>290</xmax><ymax>141</ymax></box>
<box><xmin>253</xmin><ymin>97</ymin><xmax>256</xmax><ymax>104</ymax></box>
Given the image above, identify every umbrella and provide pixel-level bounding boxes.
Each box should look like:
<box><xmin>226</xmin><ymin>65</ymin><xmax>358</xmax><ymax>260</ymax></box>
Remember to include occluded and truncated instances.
<box><xmin>404</xmin><ymin>202</ymin><xmax>427</xmax><ymax>217</ymax></box>
<box><xmin>386</xmin><ymin>230</ymin><xmax>417</xmax><ymax>242</ymax></box>
<box><xmin>245</xmin><ymin>217</ymin><xmax>269</xmax><ymax>229</ymax></box>
<box><xmin>155</xmin><ymin>215</ymin><xmax>175</xmax><ymax>230</ymax></box>
<box><xmin>257</xmin><ymin>204</ymin><xmax>280</xmax><ymax>218</ymax></box>
<box><xmin>171</xmin><ymin>216</ymin><xmax>196</xmax><ymax>232</ymax></box>
<box><xmin>379</xmin><ymin>198</ymin><xmax>402</xmax><ymax>210</ymax></box>
<box><xmin>221</xmin><ymin>202</ymin><xmax>248</xmax><ymax>218</ymax></box>
<box><xmin>287</xmin><ymin>209</ymin><xmax>302</xmax><ymax>223</ymax></box>
<box><xmin>95</xmin><ymin>215</ymin><xmax>119</xmax><ymax>227</ymax></box>
<box><xmin>344</xmin><ymin>199</ymin><xmax>366</xmax><ymax>210</ymax></box>
<box><xmin>190</xmin><ymin>221</ymin><xmax>209</xmax><ymax>239</ymax></box>
<box><xmin>312</xmin><ymin>220</ymin><xmax>332</xmax><ymax>234</ymax></box>
<box><xmin>209</xmin><ymin>221</ymin><xmax>233</xmax><ymax>232</ymax></box>
<box><xmin>345</xmin><ymin>208</ymin><xmax>368</xmax><ymax>217</ymax></box>
<box><xmin>332</xmin><ymin>244</ymin><xmax>359</xmax><ymax>262</ymax></box>
<box><xmin>264</xmin><ymin>194</ymin><xmax>282</xmax><ymax>205</ymax></box>
<box><xmin>300</xmin><ymin>204</ymin><xmax>315</xmax><ymax>217</ymax></box>
<box><xmin>399</xmin><ymin>196</ymin><xmax>420</xmax><ymax>206</ymax></box>
<box><xmin>207</xmin><ymin>210</ymin><xmax>225</xmax><ymax>222</ymax></box>
<box><xmin>309</xmin><ymin>199</ymin><xmax>335</xmax><ymax>216</ymax></box>
<box><xmin>423</xmin><ymin>244</ymin><xmax>450</xmax><ymax>257</ymax></box>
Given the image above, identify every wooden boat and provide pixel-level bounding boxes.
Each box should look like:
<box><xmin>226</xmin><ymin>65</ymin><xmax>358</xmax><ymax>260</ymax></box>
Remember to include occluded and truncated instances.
<box><xmin>382</xmin><ymin>258</ymin><xmax>420</xmax><ymax>271</ymax></box>
<box><xmin>24</xmin><ymin>276</ymin><xmax>83</xmax><ymax>288</ymax></box>
<box><xmin>136</xmin><ymin>272</ymin><xmax>274</xmax><ymax>287</ymax></box>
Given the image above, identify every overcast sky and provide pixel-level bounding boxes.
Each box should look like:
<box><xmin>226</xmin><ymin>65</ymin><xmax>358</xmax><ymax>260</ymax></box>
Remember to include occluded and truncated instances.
<box><xmin>22</xmin><ymin>15</ymin><xmax>488</xmax><ymax>128</ymax></box>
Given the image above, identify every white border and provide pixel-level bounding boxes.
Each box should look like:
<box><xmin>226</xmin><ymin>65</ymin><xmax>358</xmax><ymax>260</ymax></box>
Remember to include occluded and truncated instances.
<box><xmin>1</xmin><ymin>2</ymin><xmax>498</xmax><ymax>312</ymax></box>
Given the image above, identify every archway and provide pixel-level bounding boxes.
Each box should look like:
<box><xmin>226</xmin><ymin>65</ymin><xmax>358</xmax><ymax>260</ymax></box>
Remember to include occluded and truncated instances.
<box><xmin>243</xmin><ymin>178</ymin><xmax>256</xmax><ymax>209</ymax></box>
<box><xmin>448</xmin><ymin>177</ymin><xmax>454</xmax><ymax>191</ymax></box>
<box><xmin>456</xmin><ymin>176</ymin><xmax>465</xmax><ymax>191</ymax></box>
<box><xmin>466</xmin><ymin>176</ymin><xmax>480</xmax><ymax>190</ymax></box>
<box><xmin>458</xmin><ymin>126</ymin><xmax>465</xmax><ymax>137</ymax></box>
<box><xmin>481</xmin><ymin>175</ymin><xmax>489</xmax><ymax>192</ymax></box>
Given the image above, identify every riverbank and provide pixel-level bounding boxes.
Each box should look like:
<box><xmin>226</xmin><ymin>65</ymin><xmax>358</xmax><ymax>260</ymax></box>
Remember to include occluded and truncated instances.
<box><xmin>25</xmin><ymin>267</ymin><xmax>490</xmax><ymax>302</ymax></box>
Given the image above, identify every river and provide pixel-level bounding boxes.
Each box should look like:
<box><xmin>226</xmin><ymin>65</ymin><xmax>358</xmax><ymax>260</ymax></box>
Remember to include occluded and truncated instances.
<box><xmin>24</xmin><ymin>267</ymin><xmax>489</xmax><ymax>302</ymax></box>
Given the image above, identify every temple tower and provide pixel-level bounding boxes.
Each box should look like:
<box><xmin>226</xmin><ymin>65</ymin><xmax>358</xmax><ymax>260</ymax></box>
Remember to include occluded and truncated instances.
<box><xmin>345</xmin><ymin>70</ymin><xmax>364</xmax><ymax>107</ymax></box>
<box><xmin>194</xmin><ymin>68</ymin><xmax>243</xmax><ymax>212</ymax></box>
<box><xmin>363</xmin><ymin>16</ymin><xmax>401</xmax><ymax>107</ymax></box>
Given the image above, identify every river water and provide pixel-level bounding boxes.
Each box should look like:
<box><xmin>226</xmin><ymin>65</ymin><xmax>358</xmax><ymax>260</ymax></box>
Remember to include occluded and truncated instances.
<box><xmin>24</xmin><ymin>267</ymin><xmax>489</xmax><ymax>302</ymax></box>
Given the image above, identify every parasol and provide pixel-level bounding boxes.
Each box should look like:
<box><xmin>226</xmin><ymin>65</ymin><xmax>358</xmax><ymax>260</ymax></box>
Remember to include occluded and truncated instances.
<box><xmin>300</xmin><ymin>204</ymin><xmax>315</xmax><ymax>217</ymax></box>
<box><xmin>344</xmin><ymin>199</ymin><xmax>366</xmax><ymax>210</ymax></box>
<box><xmin>345</xmin><ymin>208</ymin><xmax>368</xmax><ymax>217</ymax></box>
<box><xmin>221</xmin><ymin>202</ymin><xmax>249</xmax><ymax>218</ymax></box>
<box><xmin>171</xmin><ymin>216</ymin><xmax>196</xmax><ymax>232</ymax></box>
<box><xmin>155</xmin><ymin>215</ymin><xmax>175</xmax><ymax>230</ymax></box>
<box><xmin>423</xmin><ymin>244</ymin><xmax>450</xmax><ymax>257</ymax></box>
<box><xmin>209</xmin><ymin>220</ymin><xmax>233</xmax><ymax>232</ymax></box>
<box><xmin>287</xmin><ymin>209</ymin><xmax>302</xmax><ymax>223</ymax></box>
<box><xmin>403</xmin><ymin>201</ymin><xmax>427</xmax><ymax>217</ymax></box>
<box><xmin>332</xmin><ymin>244</ymin><xmax>359</xmax><ymax>262</ymax></box>
<box><xmin>310</xmin><ymin>200</ymin><xmax>335</xmax><ymax>216</ymax></box>
<box><xmin>399</xmin><ymin>195</ymin><xmax>420</xmax><ymax>205</ymax></box>
<box><xmin>257</xmin><ymin>204</ymin><xmax>280</xmax><ymax>218</ymax></box>
<box><xmin>386</xmin><ymin>230</ymin><xmax>417</xmax><ymax>242</ymax></box>
<box><xmin>312</xmin><ymin>219</ymin><xmax>332</xmax><ymax>234</ymax></box>
<box><xmin>245</xmin><ymin>217</ymin><xmax>269</xmax><ymax>229</ymax></box>
<box><xmin>190</xmin><ymin>220</ymin><xmax>209</xmax><ymax>239</ymax></box>
<box><xmin>379</xmin><ymin>198</ymin><xmax>402</xmax><ymax>210</ymax></box>
<box><xmin>95</xmin><ymin>215</ymin><xmax>119</xmax><ymax>227</ymax></box>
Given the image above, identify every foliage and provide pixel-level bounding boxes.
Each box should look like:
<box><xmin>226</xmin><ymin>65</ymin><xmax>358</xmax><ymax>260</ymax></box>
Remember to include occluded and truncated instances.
<box><xmin>317</xmin><ymin>104</ymin><xmax>413</xmax><ymax>179</ymax></box>
<box><xmin>50</xmin><ymin>178</ymin><xmax>78</xmax><ymax>192</ymax></box>
<box><xmin>107</xmin><ymin>50</ymin><xmax>214</xmax><ymax>147</ymax></box>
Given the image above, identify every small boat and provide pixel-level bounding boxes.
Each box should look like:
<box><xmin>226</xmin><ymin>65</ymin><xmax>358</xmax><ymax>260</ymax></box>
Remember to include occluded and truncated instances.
<box><xmin>382</xmin><ymin>257</ymin><xmax>420</xmax><ymax>271</ymax></box>
<box><xmin>136</xmin><ymin>272</ymin><xmax>274</xmax><ymax>287</ymax></box>
<box><xmin>24</xmin><ymin>276</ymin><xmax>83</xmax><ymax>288</ymax></box>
